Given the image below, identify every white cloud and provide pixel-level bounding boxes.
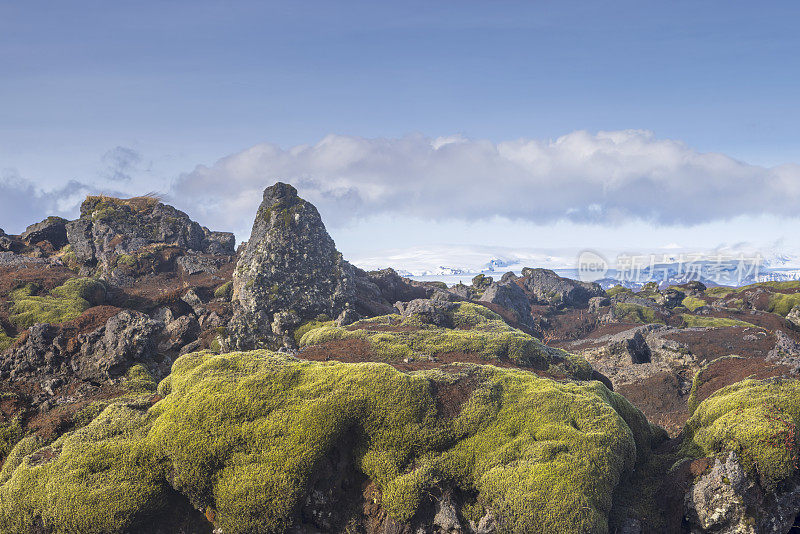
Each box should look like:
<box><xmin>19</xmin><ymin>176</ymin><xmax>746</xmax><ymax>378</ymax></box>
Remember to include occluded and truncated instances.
<box><xmin>171</xmin><ymin>130</ymin><xmax>800</xmax><ymax>241</ymax></box>
<box><xmin>0</xmin><ymin>169</ymin><xmax>92</xmax><ymax>234</ymax></box>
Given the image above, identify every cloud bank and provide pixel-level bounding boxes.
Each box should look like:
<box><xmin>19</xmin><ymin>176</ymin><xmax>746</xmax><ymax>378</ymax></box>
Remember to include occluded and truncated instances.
<box><xmin>0</xmin><ymin>170</ymin><xmax>91</xmax><ymax>234</ymax></box>
<box><xmin>172</xmin><ymin>130</ymin><xmax>800</xmax><ymax>240</ymax></box>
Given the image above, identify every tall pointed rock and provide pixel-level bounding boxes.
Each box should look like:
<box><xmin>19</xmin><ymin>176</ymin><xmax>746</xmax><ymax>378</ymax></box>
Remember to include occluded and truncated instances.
<box><xmin>226</xmin><ymin>182</ymin><xmax>387</xmax><ymax>349</ymax></box>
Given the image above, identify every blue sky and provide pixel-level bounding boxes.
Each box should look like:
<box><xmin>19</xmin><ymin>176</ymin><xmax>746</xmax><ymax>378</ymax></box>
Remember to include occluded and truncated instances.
<box><xmin>2</xmin><ymin>1</ymin><xmax>800</xmax><ymax>270</ymax></box>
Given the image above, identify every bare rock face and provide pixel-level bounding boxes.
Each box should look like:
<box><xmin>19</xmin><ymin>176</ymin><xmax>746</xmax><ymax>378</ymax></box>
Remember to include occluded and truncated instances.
<box><xmin>21</xmin><ymin>216</ymin><xmax>68</xmax><ymax>249</ymax></box>
<box><xmin>226</xmin><ymin>183</ymin><xmax>391</xmax><ymax>349</ymax></box>
<box><xmin>478</xmin><ymin>281</ymin><xmax>536</xmax><ymax>332</ymax></box>
<box><xmin>685</xmin><ymin>452</ymin><xmax>800</xmax><ymax>534</ymax></box>
<box><xmin>65</xmin><ymin>195</ymin><xmax>235</xmax><ymax>277</ymax></box>
<box><xmin>519</xmin><ymin>267</ymin><xmax>605</xmax><ymax>307</ymax></box>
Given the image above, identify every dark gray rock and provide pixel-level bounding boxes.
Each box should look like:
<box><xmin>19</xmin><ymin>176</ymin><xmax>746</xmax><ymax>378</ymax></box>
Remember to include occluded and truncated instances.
<box><xmin>76</xmin><ymin>310</ymin><xmax>162</xmax><ymax>379</ymax></box>
<box><xmin>367</xmin><ymin>268</ymin><xmax>429</xmax><ymax>303</ymax></box>
<box><xmin>0</xmin><ymin>310</ymin><xmax>164</xmax><ymax>386</ymax></box>
<box><xmin>176</xmin><ymin>254</ymin><xmax>227</xmax><ymax>276</ymax></box>
<box><xmin>588</xmin><ymin>296</ymin><xmax>611</xmax><ymax>312</ymax></box>
<box><xmin>450</xmin><ymin>283</ymin><xmax>474</xmax><ymax>300</ymax></box>
<box><xmin>65</xmin><ymin>196</ymin><xmax>233</xmax><ymax>277</ymax></box>
<box><xmin>478</xmin><ymin>282</ymin><xmax>536</xmax><ymax>332</ymax></box>
<box><xmin>226</xmin><ymin>183</ymin><xmax>392</xmax><ymax>349</ymax></box>
<box><xmin>499</xmin><ymin>271</ymin><xmax>518</xmax><ymax>284</ymax></box>
<box><xmin>201</xmin><ymin>228</ymin><xmax>235</xmax><ymax>256</ymax></box>
<box><xmin>394</xmin><ymin>298</ymin><xmax>457</xmax><ymax>328</ymax></box>
<box><xmin>21</xmin><ymin>216</ymin><xmax>68</xmax><ymax>249</ymax></box>
<box><xmin>519</xmin><ymin>267</ymin><xmax>604</xmax><ymax>307</ymax></box>
<box><xmin>0</xmin><ymin>252</ymin><xmax>49</xmax><ymax>268</ymax></box>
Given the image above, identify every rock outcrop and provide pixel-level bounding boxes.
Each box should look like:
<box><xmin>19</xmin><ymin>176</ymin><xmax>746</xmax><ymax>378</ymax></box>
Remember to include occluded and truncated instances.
<box><xmin>226</xmin><ymin>183</ymin><xmax>392</xmax><ymax>349</ymax></box>
<box><xmin>519</xmin><ymin>267</ymin><xmax>605</xmax><ymax>307</ymax></box>
<box><xmin>65</xmin><ymin>195</ymin><xmax>235</xmax><ymax>278</ymax></box>
<box><xmin>685</xmin><ymin>452</ymin><xmax>800</xmax><ymax>534</ymax></box>
<box><xmin>478</xmin><ymin>281</ymin><xmax>537</xmax><ymax>332</ymax></box>
<box><xmin>21</xmin><ymin>216</ymin><xmax>68</xmax><ymax>249</ymax></box>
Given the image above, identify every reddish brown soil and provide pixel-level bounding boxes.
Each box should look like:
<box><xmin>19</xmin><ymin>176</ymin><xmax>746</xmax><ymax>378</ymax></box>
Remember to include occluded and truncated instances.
<box><xmin>663</xmin><ymin>326</ymin><xmax>775</xmax><ymax>363</ymax></box>
<box><xmin>692</xmin><ymin>357</ymin><xmax>790</xmax><ymax>408</ymax></box>
<box><xmin>616</xmin><ymin>371</ymin><xmax>692</xmax><ymax>435</ymax></box>
<box><xmin>432</xmin><ymin>376</ymin><xmax>480</xmax><ymax>419</ymax></box>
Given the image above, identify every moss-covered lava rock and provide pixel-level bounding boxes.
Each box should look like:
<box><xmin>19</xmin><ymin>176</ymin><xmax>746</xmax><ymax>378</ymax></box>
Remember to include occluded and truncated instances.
<box><xmin>0</xmin><ymin>350</ymin><xmax>658</xmax><ymax>534</ymax></box>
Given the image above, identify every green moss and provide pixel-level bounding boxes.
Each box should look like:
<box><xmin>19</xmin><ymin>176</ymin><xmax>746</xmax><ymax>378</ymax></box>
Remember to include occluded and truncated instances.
<box><xmin>705</xmin><ymin>286</ymin><xmax>736</xmax><ymax>298</ymax></box>
<box><xmin>213</xmin><ymin>281</ymin><xmax>233</xmax><ymax>301</ymax></box>
<box><xmin>0</xmin><ymin>416</ymin><xmax>24</xmax><ymax>462</ymax></box>
<box><xmin>115</xmin><ymin>254</ymin><xmax>137</xmax><ymax>267</ymax></box>
<box><xmin>292</xmin><ymin>316</ymin><xmax>333</xmax><ymax>345</ymax></box>
<box><xmin>606</xmin><ymin>285</ymin><xmax>631</xmax><ymax>298</ymax></box>
<box><xmin>681</xmin><ymin>296</ymin><xmax>707</xmax><ymax>312</ymax></box>
<box><xmin>123</xmin><ymin>364</ymin><xmax>157</xmax><ymax>395</ymax></box>
<box><xmin>0</xmin><ymin>351</ymin><xmax>657</xmax><ymax>533</ymax></box>
<box><xmin>0</xmin><ymin>329</ymin><xmax>15</xmax><ymax>352</ymax></box>
<box><xmin>299</xmin><ymin>303</ymin><xmax>593</xmax><ymax>380</ymax></box>
<box><xmin>612</xmin><ymin>303</ymin><xmax>662</xmax><ymax>325</ymax></box>
<box><xmin>682</xmin><ymin>378</ymin><xmax>800</xmax><ymax>491</ymax></box>
<box><xmin>8</xmin><ymin>278</ymin><xmax>105</xmax><ymax>330</ymax></box>
<box><xmin>768</xmin><ymin>292</ymin><xmax>800</xmax><ymax>317</ymax></box>
<box><xmin>681</xmin><ymin>315</ymin><xmax>758</xmax><ymax>329</ymax></box>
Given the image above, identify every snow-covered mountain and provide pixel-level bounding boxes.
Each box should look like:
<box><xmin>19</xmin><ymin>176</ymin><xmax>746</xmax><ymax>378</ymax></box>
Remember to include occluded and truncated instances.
<box><xmin>349</xmin><ymin>245</ymin><xmax>800</xmax><ymax>287</ymax></box>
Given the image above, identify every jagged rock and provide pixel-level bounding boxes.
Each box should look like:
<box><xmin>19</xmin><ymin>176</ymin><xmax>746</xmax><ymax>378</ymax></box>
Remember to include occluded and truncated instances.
<box><xmin>685</xmin><ymin>451</ymin><xmax>800</xmax><ymax>534</ymax></box>
<box><xmin>65</xmin><ymin>195</ymin><xmax>235</xmax><ymax>276</ymax></box>
<box><xmin>499</xmin><ymin>271</ymin><xmax>518</xmax><ymax>284</ymax></box>
<box><xmin>367</xmin><ymin>268</ymin><xmax>429</xmax><ymax>303</ymax></box>
<box><xmin>335</xmin><ymin>308</ymin><xmax>359</xmax><ymax>327</ymax></box>
<box><xmin>471</xmin><ymin>274</ymin><xmax>493</xmax><ymax>290</ymax></box>
<box><xmin>450</xmin><ymin>283</ymin><xmax>474</xmax><ymax>300</ymax></box>
<box><xmin>180</xmin><ymin>289</ymin><xmax>205</xmax><ymax>311</ymax></box>
<box><xmin>0</xmin><ymin>251</ymin><xmax>49</xmax><ymax>268</ymax></box>
<box><xmin>0</xmin><ymin>232</ymin><xmax>12</xmax><ymax>251</ymax></box>
<box><xmin>657</xmin><ymin>288</ymin><xmax>685</xmax><ymax>308</ymax></box>
<box><xmin>519</xmin><ymin>267</ymin><xmax>604</xmax><ymax>307</ymax></box>
<box><xmin>21</xmin><ymin>216</ymin><xmax>68</xmax><ymax>249</ymax></box>
<box><xmin>76</xmin><ymin>310</ymin><xmax>162</xmax><ymax>379</ymax></box>
<box><xmin>158</xmin><ymin>314</ymin><xmax>200</xmax><ymax>353</ymax></box>
<box><xmin>176</xmin><ymin>254</ymin><xmax>228</xmax><ymax>276</ymax></box>
<box><xmin>395</xmin><ymin>298</ymin><xmax>457</xmax><ymax>328</ymax></box>
<box><xmin>226</xmin><ymin>183</ymin><xmax>392</xmax><ymax>349</ymax></box>
<box><xmin>767</xmin><ymin>330</ymin><xmax>800</xmax><ymax>373</ymax></box>
<box><xmin>0</xmin><ymin>310</ymin><xmax>163</xmax><ymax>388</ymax></box>
<box><xmin>786</xmin><ymin>305</ymin><xmax>800</xmax><ymax>331</ymax></box>
<box><xmin>432</xmin><ymin>493</ymin><xmax>461</xmax><ymax>532</ymax></box>
<box><xmin>588</xmin><ymin>296</ymin><xmax>611</xmax><ymax>312</ymax></box>
<box><xmin>478</xmin><ymin>282</ymin><xmax>536</xmax><ymax>332</ymax></box>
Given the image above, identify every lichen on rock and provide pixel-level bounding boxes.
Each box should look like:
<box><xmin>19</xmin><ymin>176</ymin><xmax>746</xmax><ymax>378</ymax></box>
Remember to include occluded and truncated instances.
<box><xmin>226</xmin><ymin>182</ymin><xmax>391</xmax><ymax>350</ymax></box>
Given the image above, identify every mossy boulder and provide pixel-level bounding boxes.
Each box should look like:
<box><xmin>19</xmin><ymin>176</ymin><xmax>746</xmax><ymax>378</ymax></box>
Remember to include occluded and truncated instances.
<box><xmin>682</xmin><ymin>378</ymin><xmax>800</xmax><ymax>491</ymax></box>
<box><xmin>8</xmin><ymin>278</ymin><xmax>106</xmax><ymax>330</ymax></box>
<box><xmin>0</xmin><ymin>351</ymin><xmax>658</xmax><ymax>534</ymax></box>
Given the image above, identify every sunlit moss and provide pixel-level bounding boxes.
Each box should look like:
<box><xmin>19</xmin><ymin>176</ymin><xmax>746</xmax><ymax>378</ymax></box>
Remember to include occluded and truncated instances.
<box><xmin>299</xmin><ymin>303</ymin><xmax>593</xmax><ymax>380</ymax></box>
<box><xmin>682</xmin><ymin>378</ymin><xmax>800</xmax><ymax>491</ymax></box>
<box><xmin>612</xmin><ymin>303</ymin><xmax>662</xmax><ymax>325</ymax></box>
<box><xmin>0</xmin><ymin>351</ymin><xmax>657</xmax><ymax>534</ymax></box>
<box><xmin>9</xmin><ymin>278</ymin><xmax>106</xmax><ymax>330</ymax></box>
<box><xmin>681</xmin><ymin>296</ymin><xmax>706</xmax><ymax>312</ymax></box>
<box><xmin>681</xmin><ymin>315</ymin><xmax>757</xmax><ymax>329</ymax></box>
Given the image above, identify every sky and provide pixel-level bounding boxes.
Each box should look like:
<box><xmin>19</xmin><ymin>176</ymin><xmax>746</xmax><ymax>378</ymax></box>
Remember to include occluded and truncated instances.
<box><xmin>2</xmin><ymin>1</ymin><xmax>800</xmax><ymax>272</ymax></box>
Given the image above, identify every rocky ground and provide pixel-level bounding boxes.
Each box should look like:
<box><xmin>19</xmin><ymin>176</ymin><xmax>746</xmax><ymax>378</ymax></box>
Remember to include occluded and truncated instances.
<box><xmin>1</xmin><ymin>185</ymin><xmax>800</xmax><ymax>533</ymax></box>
